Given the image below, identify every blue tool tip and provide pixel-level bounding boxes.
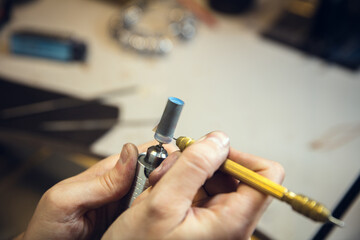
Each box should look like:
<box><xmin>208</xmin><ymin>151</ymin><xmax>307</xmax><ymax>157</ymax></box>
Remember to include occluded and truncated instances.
<box><xmin>169</xmin><ymin>97</ymin><xmax>184</xmax><ymax>105</ymax></box>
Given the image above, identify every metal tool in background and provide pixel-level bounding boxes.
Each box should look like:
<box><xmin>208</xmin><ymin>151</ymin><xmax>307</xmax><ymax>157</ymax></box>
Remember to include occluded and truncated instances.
<box><xmin>175</xmin><ymin>136</ymin><xmax>345</xmax><ymax>227</ymax></box>
<box><xmin>125</xmin><ymin>97</ymin><xmax>184</xmax><ymax>207</ymax></box>
<box><xmin>109</xmin><ymin>0</ymin><xmax>196</xmax><ymax>55</ymax></box>
<box><xmin>0</xmin><ymin>84</ymin><xmax>137</xmax><ymax>120</ymax></box>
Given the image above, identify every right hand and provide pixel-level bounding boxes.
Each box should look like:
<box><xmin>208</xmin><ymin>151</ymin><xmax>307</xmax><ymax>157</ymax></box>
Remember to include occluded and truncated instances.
<box><xmin>103</xmin><ymin>131</ymin><xmax>285</xmax><ymax>239</ymax></box>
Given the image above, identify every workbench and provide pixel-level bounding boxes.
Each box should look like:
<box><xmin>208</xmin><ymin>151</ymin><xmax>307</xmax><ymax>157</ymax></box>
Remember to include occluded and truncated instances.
<box><xmin>0</xmin><ymin>0</ymin><xmax>359</xmax><ymax>239</ymax></box>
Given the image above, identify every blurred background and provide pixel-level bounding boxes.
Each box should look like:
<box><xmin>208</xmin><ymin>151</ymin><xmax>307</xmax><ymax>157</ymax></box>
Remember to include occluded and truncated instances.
<box><xmin>0</xmin><ymin>0</ymin><xmax>359</xmax><ymax>239</ymax></box>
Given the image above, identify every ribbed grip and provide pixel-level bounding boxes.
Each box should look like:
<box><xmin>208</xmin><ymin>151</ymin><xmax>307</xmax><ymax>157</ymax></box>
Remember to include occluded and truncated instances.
<box><xmin>283</xmin><ymin>192</ymin><xmax>330</xmax><ymax>222</ymax></box>
<box><xmin>124</xmin><ymin>154</ymin><xmax>149</xmax><ymax>208</ymax></box>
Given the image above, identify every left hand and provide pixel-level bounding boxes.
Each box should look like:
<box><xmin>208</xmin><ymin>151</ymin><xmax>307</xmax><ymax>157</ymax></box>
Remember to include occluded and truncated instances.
<box><xmin>20</xmin><ymin>141</ymin><xmax>176</xmax><ymax>240</ymax></box>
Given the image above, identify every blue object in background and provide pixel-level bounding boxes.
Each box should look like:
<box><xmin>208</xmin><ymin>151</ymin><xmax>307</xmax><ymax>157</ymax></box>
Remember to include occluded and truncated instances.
<box><xmin>10</xmin><ymin>30</ymin><xmax>87</xmax><ymax>62</ymax></box>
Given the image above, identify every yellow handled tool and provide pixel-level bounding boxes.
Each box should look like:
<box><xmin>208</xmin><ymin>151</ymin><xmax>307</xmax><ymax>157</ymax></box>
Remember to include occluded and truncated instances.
<box><xmin>175</xmin><ymin>136</ymin><xmax>344</xmax><ymax>227</ymax></box>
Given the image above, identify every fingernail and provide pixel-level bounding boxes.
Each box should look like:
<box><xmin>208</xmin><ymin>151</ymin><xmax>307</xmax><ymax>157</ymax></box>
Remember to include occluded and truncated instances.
<box><xmin>153</xmin><ymin>160</ymin><xmax>165</xmax><ymax>174</ymax></box>
<box><xmin>201</xmin><ymin>131</ymin><xmax>230</xmax><ymax>148</ymax></box>
<box><xmin>197</xmin><ymin>131</ymin><xmax>213</xmax><ymax>142</ymax></box>
<box><xmin>197</xmin><ymin>135</ymin><xmax>207</xmax><ymax>142</ymax></box>
<box><xmin>120</xmin><ymin>144</ymin><xmax>130</xmax><ymax>164</ymax></box>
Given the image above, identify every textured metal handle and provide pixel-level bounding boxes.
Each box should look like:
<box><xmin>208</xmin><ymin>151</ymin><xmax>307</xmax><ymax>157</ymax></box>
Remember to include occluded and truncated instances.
<box><xmin>283</xmin><ymin>192</ymin><xmax>331</xmax><ymax>222</ymax></box>
<box><xmin>125</xmin><ymin>153</ymin><xmax>149</xmax><ymax>208</ymax></box>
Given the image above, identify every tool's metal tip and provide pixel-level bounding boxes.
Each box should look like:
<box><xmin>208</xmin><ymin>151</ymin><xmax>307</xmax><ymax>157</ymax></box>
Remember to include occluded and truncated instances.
<box><xmin>329</xmin><ymin>216</ymin><xmax>345</xmax><ymax>227</ymax></box>
<box><xmin>173</xmin><ymin>137</ymin><xmax>177</xmax><ymax>140</ymax></box>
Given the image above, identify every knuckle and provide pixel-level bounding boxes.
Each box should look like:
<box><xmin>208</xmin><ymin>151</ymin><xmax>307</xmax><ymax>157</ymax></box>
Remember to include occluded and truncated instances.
<box><xmin>208</xmin><ymin>131</ymin><xmax>228</xmax><ymax>140</ymax></box>
<box><xmin>42</xmin><ymin>186</ymin><xmax>67</xmax><ymax>210</ymax></box>
<box><xmin>99</xmin><ymin>173</ymin><xmax>116</xmax><ymax>195</ymax></box>
<box><xmin>146</xmin><ymin>195</ymin><xmax>172</xmax><ymax>219</ymax></box>
<box><xmin>184</xmin><ymin>148</ymin><xmax>214</xmax><ymax>178</ymax></box>
<box><xmin>181</xmin><ymin>132</ymin><xmax>230</xmax><ymax>178</ymax></box>
<box><xmin>43</xmin><ymin>188</ymin><xmax>56</xmax><ymax>203</ymax></box>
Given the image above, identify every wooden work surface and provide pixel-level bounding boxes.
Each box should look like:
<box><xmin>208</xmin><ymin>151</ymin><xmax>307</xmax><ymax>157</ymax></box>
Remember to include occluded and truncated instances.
<box><xmin>0</xmin><ymin>0</ymin><xmax>359</xmax><ymax>239</ymax></box>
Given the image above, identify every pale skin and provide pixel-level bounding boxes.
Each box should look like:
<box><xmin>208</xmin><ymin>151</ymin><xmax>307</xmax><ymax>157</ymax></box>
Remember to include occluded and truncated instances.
<box><xmin>16</xmin><ymin>131</ymin><xmax>285</xmax><ymax>240</ymax></box>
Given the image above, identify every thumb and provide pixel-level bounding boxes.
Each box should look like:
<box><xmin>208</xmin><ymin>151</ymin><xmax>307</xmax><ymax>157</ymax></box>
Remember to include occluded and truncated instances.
<box><xmin>146</xmin><ymin>132</ymin><xmax>229</xmax><ymax>215</ymax></box>
<box><xmin>149</xmin><ymin>151</ymin><xmax>181</xmax><ymax>186</ymax></box>
<box><xmin>66</xmin><ymin>143</ymin><xmax>138</xmax><ymax>209</ymax></box>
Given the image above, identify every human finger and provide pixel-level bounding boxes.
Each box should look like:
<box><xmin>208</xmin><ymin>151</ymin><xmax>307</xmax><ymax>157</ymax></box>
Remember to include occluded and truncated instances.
<box><xmin>147</xmin><ymin>131</ymin><xmax>230</xmax><ymax>215</ymax></box>
<box><xmin>49</xmin><ymin>143</ymin><xmax>139</xmax><ymax>211</ymax></box>
<box><xmin>149</xmin><ymin>152</ymin><xmax>237</xmax><ymax>208</ymax></box>
<box><xmin>148</xmin><ymin>151</ymin><xmax>181</xmax><ymax>186</ymax></box>
<box><xmin>59</xmin><ymin>153</ymin><xmax>122</xmax><ymax>184</ymax></box>
<box><xmin>233</xmin><ymin>149</ymin><xmax>285</xmax><ymax>217</ymax></box>
<box><xmin>204</xmin><ymin>148</ymin><xmax>284</xmax><ymax>207</ymax></box>
<box><xmin>64</xmin><ymin>141</ymin><xmax>177</xmax><ymax>184</ymax></box>
<box><xmin>203</xmin><ymin>171</ymin><xmax>238</xmax><ymax>195</ymax></box>
<box><xmin>130</xmin><ymin>187</ymin><xmax>152</xmax><ymax>207</ymax></box>
<box><xmin>150</xmin><ymin>146</ymin><xmax>238</xmax><ymax>198</ymax></box>
<box><xmin>210</xmin><ymin>148</ymin><xmax>285</xmax><ymax>238</ymax></box>
<box><xmin>131</xmin><ymin>150</ymin><xmax>182</xmax><ymax>207</ymax></box>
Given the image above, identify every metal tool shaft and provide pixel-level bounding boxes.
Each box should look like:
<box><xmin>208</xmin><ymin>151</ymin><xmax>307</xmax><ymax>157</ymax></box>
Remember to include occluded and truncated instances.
<box><xmin>125</xmin><ymin>97</ymin><xmax>184</xmax><ymax>207</ymax></box>
<box><xmin>125</xmin><ymin>145</ymin><xmax>168</xmax><ymax>208</ymax></box>
<box><xmin>122</xmin><ymin>97</ymin><xmax>185</xmax><ymax>208</ymax></box>
<box><xmin>176</xmin><ymin>136</ymin><xmax>344</xmax><ymax>227</ymax></box>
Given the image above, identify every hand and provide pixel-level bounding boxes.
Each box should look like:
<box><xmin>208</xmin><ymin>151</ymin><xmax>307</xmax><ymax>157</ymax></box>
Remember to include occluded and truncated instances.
<box><xmin>102</xmin><ymin>131</ymin><xmax>285</xmax><ymax>239</ymax></box>
<box><xmin>20</xmin><ymin>141</ymin><xmax>176</xmax><ymax>240</ymax></box>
